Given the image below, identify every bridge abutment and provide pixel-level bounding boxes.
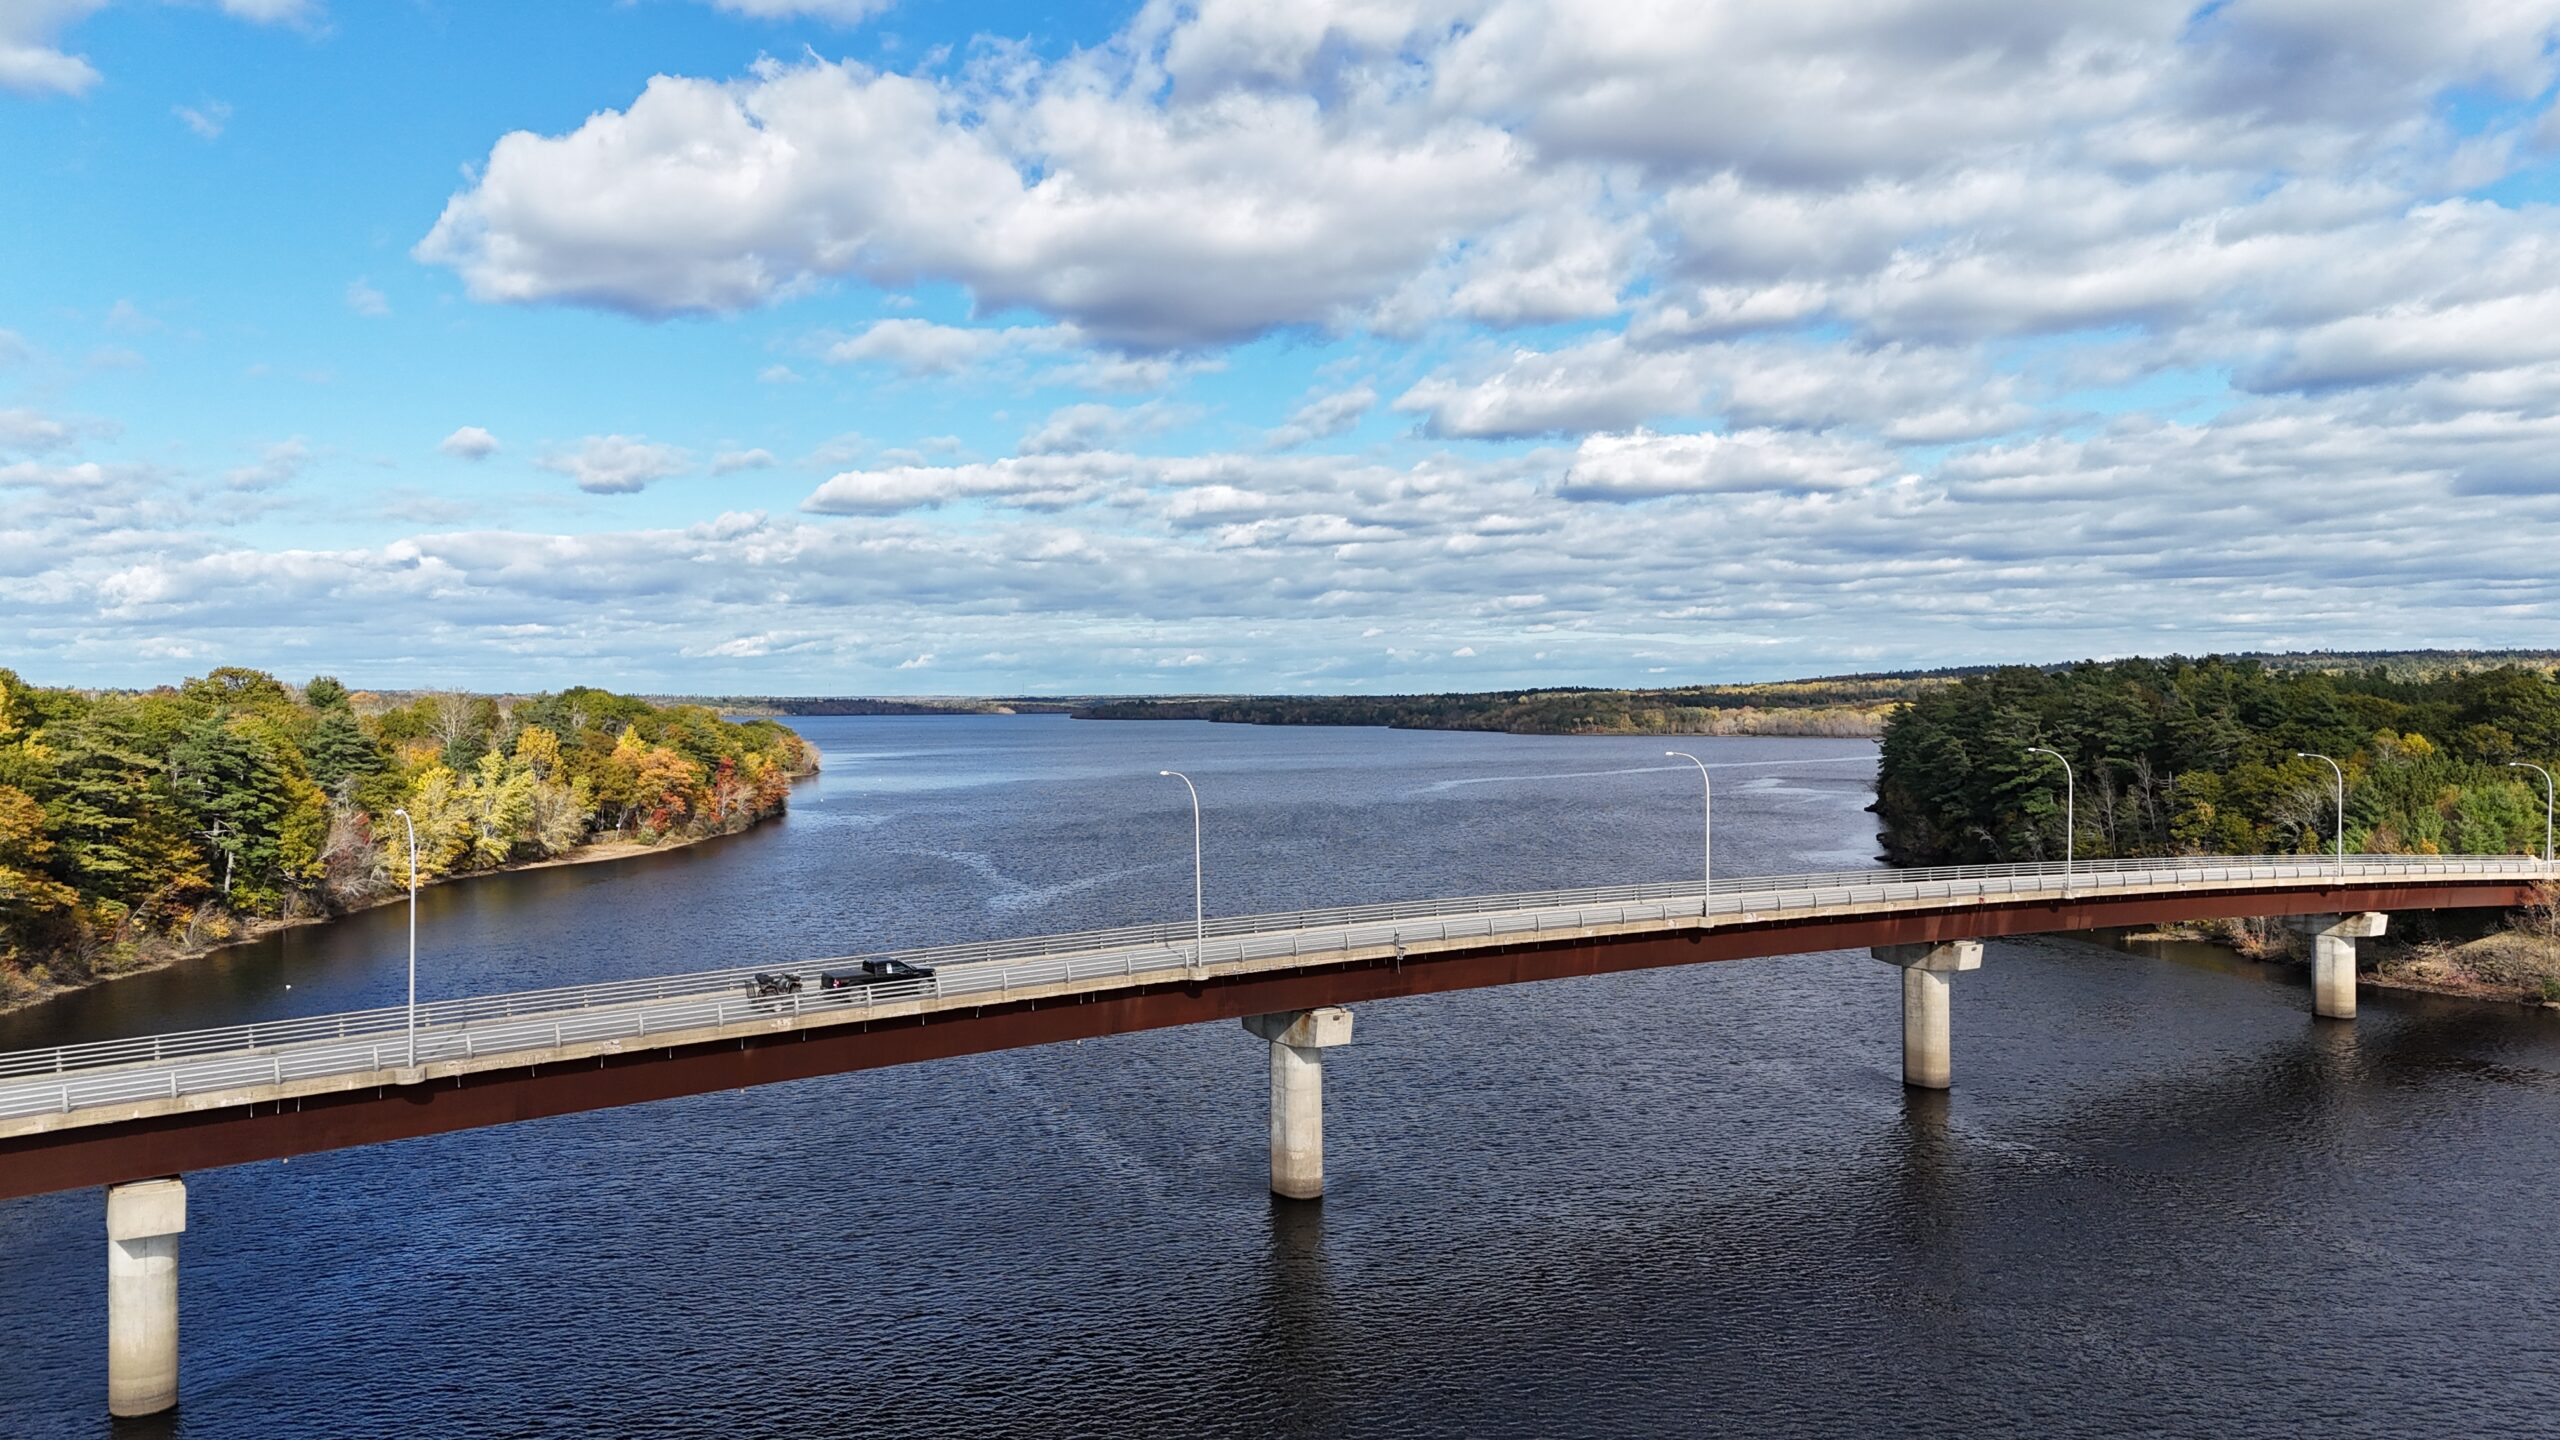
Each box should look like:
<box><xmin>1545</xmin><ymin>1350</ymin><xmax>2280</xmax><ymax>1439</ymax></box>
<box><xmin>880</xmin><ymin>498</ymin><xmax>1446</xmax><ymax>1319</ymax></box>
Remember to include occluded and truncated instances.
<box><xmin>1874</xmin><ymin>941</ymin><xmax>1983</xmax><ymax>1089</ymax></box>
<box><xmin>106</xmin><ymin>1176</ymin><xmax>185</xmax><ymax>1418</ymax></box>
<box><xmin>1243</xmin><ymin>1008</ymin><xmax>1353</xmax><ymax>1200</ymax></box>
<box><xmin>2286</xmin><ymin>912</ymin><xmax>2387</xmax><ymax>1019</ymax></box>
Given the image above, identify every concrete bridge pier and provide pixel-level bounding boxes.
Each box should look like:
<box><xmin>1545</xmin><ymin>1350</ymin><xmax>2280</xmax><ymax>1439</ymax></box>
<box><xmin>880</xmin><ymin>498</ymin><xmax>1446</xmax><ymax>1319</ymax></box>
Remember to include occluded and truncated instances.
<box><xmin>106</xmin><ymin>1176</ymin><xmax>185</xmax><ymax>1418</ymax></box>
<box><xmin>2287</xmin><ymin>912</ymin><xmax>2388</xmax><ymax>1019</ymax></box>
<box><xmin>1243</xmin><ymin>1008</ymin><xmax>1354</xmax><ymax>1200</ymax></box>
<box><xmin>1873</xmin><ymin>941</ymin><xmax>1983</xmax><ymax>1089</ymax></box>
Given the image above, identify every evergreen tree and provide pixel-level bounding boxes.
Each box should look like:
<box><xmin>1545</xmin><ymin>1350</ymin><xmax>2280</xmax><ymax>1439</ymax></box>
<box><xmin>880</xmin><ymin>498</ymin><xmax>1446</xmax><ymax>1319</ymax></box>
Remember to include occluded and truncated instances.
<box><xmin>305</xmin><ymin>708</ymin><xmax>387</xmax><ymax>799</ymax></box>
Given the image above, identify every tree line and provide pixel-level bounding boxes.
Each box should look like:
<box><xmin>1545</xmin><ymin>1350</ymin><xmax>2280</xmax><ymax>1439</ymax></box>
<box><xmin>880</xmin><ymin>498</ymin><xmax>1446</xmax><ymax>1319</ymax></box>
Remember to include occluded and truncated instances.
<box><xmin>0</xmin><ymin>668</ymin><xmax>816</xmax><ymax>1000</ymax></box>
<box><xmin>1074</xmin><ymin>683</ymin><xmax>1910</xmax><ymax>736</ymax></box>
<box><xmin>1875</xmin><ymin>658</ymin><xmax>2560</xmax><ymax>865</ymax></box>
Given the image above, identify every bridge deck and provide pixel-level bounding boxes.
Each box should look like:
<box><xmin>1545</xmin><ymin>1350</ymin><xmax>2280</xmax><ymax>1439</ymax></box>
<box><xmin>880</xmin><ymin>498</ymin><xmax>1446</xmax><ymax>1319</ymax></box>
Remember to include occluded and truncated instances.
<box><xmin>0</xmin><ymin>855</ymin><xmax>2541</xmax><ymax>1199</ymax></box>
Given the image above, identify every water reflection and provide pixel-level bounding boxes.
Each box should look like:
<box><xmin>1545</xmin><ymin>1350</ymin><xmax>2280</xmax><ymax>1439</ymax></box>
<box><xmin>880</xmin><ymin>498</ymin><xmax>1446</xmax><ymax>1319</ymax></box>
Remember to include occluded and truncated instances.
<box><xmin>1242</xmin><ymin>1198</ymin><xmax>1340</xmax><ymax>1435</ymax></box>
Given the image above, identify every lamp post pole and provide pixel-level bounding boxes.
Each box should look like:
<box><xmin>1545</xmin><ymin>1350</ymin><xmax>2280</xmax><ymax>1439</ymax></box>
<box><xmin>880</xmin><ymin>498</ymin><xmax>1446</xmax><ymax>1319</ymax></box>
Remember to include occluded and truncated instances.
<box><xmin>2511</xmin><ymin>762</ymin><xmax>2555</xmax><ymax>869</ymax></box>
<box><xmin>1159</xmin><ymin>771</ymin><xmax>1203</xmax><ymax>970</ymax></box>
<box><xmin>2296</xmin><ymin>752</ymin><xmax>2347</xmax><ymax>879</ymax></box>
<box><xmin>390</xmin><ymin>807</ymin><xmax>419</xmax><ymax>1068</ymax></box>
<box><xmin>2026</xmin><ymin>746</ymin><xmax>2075</xmax><ymax>898</ymax></box>
<box><xmin>1665</xmin><ymin>751</ymin><xmax>1712</xmax><ymax>920</ymax></box>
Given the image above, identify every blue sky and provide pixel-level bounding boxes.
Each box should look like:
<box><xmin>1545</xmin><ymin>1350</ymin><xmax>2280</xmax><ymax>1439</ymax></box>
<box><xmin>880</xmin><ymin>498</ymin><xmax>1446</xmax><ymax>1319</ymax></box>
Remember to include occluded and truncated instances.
<box><xmin>6</xmin><ymin>1</ymin><xmax>2560</xmax><ymax>694</ymax></box>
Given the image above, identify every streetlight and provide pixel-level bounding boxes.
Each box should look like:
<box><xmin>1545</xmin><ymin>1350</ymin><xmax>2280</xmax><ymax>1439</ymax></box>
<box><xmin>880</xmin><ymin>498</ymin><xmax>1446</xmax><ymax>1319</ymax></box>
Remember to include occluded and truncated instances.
<box><xmin>2026</xmin><ymin>746</ymin><xmax>2075</xmax><ymax>897</ymax></box>
<box><xmin>2511</xmin><ymin>762</ymin><xmax>2555</xmax><ymax>868</ymax></box>
<box><xmin>390</xmin><ymin>807</ymin><xmax>419</xmax><ymax>1068</ymax></box>
<box><xmin>1159</xmin><ymin>771</ymin><xmax>1204</xmax><ymax>971</ymax></box>
<box><xmin>1665</xmin><ymin>751</ymin><xmax>1712</xmax><ymax>919</ymax></box>
<box><xmin>2296</xmin><ymin>752</ymin><xmax>2346</xmax><ymax>879</ymax></box>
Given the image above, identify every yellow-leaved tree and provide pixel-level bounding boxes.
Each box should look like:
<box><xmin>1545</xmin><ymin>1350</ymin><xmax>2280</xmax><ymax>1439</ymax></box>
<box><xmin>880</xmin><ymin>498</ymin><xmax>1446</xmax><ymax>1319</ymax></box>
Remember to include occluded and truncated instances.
<box><xmin>390</xmin><ymin>765</ymin><xmax>475</xmax><ymax>884</ymax></box>
<box><xmin>0</xmin><ymin>783</ymin><xmax>79</xmax><ymax>939</ymax></box>
<box><xmin>460</xmin><ymin>752</ymin><xmax>536</xmax><ymax>868</ymax></box>
<box><xmin>514</xmin><ymin>725</ymin><xmax>589</xmax><ymax>856</ymax></box>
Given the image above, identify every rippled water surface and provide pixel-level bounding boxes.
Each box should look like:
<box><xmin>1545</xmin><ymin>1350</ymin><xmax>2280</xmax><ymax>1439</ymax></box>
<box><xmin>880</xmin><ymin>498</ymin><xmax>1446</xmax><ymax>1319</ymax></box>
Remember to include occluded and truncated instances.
<box><xmin>5</xmin><ymin>716</ymin><xmax>2560</xmax><ymax>1437</ymax></box>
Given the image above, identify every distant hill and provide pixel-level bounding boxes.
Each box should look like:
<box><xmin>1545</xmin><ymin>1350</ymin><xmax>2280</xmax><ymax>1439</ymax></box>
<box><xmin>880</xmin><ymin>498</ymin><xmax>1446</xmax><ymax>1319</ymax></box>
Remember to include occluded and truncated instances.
<box><xmin>2182</xmin><ymin>649</ymin><xmax>2560</xmax><ymax>680</ymax></box>
<box><xmin>1069</xmin><ymin>682</ymin><xmax>1910</xmax><ymax>737</ymax></box>
<box><xmin>646</xmin><ymin>696</ymin><xmax>1073</xmax><ymax>718</ymax></box>
<box><xmin>670</xmin><ymin>651</ymin><xmax>2560</xmax><ymax>739</ymax></box>
<box><xmin>1064</xmin><ymin>652</ymin><xmax>2560</xmax><ymax>737</ymax></box>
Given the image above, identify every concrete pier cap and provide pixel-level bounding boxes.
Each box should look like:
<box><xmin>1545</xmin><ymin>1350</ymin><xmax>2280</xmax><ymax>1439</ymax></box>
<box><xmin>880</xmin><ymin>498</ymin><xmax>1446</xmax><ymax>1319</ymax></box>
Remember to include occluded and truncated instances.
<box><xmin>2286</xmin><ymin>912</ymin><xmax>2389</xmax><ymax>939</ymax></box>
<box><xmin>1242</xmin><ymin>1007</ymin><xmax>1355</xmax><ymax>1049</ymax></box>
<box><xmin>107</xmin><ymin>1176</ymin><xmax>186</xmax><ymax>1418</ymax></box>
<box><xmin>107</xmin><ymin>1178</ymin><xmax>186</xmax><ymax>1243</ymax></box>
<box><xmin>1872</xmin><ymin>940</ymin><xmax>1985</xmax><ymax>973</ymax></box>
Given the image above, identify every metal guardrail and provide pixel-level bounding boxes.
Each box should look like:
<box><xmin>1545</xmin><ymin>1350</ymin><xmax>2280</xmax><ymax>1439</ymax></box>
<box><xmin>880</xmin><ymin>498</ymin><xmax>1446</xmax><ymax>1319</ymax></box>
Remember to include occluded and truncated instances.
<box><xmin>0</xmin><ymin>853</ymin><xmax>2542</xmax><ymax>1123</ymax></box>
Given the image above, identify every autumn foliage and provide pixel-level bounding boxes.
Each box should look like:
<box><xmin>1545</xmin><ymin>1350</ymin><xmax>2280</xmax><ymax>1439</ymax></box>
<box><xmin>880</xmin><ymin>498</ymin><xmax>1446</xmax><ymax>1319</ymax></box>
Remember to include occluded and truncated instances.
<box><xmin>0</xmin><ymin>669</ymin><xmax>815</xmax><ymax>1000</ymax></box>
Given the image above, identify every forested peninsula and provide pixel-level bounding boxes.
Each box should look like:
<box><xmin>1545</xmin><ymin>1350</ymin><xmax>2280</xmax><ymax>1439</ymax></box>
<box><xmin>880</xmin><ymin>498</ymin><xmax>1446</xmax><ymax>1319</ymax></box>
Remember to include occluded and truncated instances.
<box><xmin>1874</xmin><ymin>658</ymin><xmax>2560</xmax><ymax>1001</ymax></box>
<box><xmin>0</xmin><ymin>669</ymin><xmax>817</xmax><ymax>1010</ymax></box>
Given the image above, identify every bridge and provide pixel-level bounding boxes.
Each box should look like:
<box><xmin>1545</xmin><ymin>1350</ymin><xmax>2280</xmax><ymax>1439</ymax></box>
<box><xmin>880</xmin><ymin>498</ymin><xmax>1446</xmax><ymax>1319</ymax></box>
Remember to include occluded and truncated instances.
<box><xmin>7</xmin><ymin>852</ymin><xmax>2545</xmax><ymax>1415</ymax></box>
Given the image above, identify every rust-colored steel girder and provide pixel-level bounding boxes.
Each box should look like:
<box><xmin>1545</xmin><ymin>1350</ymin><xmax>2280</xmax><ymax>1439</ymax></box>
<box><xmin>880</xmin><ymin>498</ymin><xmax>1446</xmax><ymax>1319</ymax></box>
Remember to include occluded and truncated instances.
<box><xmin>0</xmin><ymin>878</ymin><xmax>2528</xmax><ymax>1201</ymax></box>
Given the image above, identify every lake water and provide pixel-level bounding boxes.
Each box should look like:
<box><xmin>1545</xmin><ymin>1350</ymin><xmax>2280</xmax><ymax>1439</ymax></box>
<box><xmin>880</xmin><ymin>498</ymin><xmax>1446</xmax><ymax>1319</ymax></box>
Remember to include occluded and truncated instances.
<box><xmin>4</xmin><ymin>716</ymin><xmax>2559</xmax><ymax>1437</ymax></box>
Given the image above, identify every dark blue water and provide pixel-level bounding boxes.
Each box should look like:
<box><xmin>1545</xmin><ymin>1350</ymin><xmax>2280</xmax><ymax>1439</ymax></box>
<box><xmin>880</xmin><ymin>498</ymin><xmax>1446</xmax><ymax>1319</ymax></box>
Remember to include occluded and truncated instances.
<box><xmin>4</xmin><ymin>717</ymin><xmax>2559</xmax><ymax>1437</ymax></box>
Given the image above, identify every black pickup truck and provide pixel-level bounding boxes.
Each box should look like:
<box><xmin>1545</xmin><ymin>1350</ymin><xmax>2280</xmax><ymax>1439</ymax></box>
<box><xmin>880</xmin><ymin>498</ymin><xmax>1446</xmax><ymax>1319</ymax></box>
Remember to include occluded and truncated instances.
<box><xmin>819</xmin><ymin>958</ymin><xmax>938</xmax><ymax>991</ymax></box>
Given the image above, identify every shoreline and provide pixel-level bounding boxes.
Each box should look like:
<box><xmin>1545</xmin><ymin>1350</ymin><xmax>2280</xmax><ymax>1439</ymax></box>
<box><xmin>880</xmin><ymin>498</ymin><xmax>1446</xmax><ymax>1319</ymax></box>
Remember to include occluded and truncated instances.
<box><xmin>0</xmin><ymin>744</ymin><xmax>824</xmax><ymax>1021</ymax></box>
<box><xmin>2115</xmin><ymin>920</ymin><xmax>2560</xmax><ymax>1012</ymax></box>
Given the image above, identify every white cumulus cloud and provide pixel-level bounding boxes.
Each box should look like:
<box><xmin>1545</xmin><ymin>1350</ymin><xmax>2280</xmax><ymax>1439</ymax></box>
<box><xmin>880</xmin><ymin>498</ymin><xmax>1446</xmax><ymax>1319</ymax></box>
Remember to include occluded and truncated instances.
<box><xmin>439</xmin><ymin>426</ymin><xmax>501</xmax><ymax>461</ymax></box>
<box><xmin>1557</xmin><ymin>428</ymin><xmax>1896</xmax><ymax>501</ymax></box>
<box><xmin>0</xmin><ymin>0</ymin><xmax>103</xmax><ymax>97</ymax></box>
<box><xmin>538</xmin><ymin>435</ymin><xmax>692</xmax><ymax>494</ymax></box>
<box><xmin>0</xmin><ymin>408</ymin><xmax>77</xmax><ymax>456</ymax></box>
<box><xmin>415</xmin><ymin>54</ymin><xmax>1527</xmax><ymax>348</ymax></box>
<box><xmin>805</xmin><ymin>452</ymin><xmax>1132</xmax><ymax>515</ymax></box>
